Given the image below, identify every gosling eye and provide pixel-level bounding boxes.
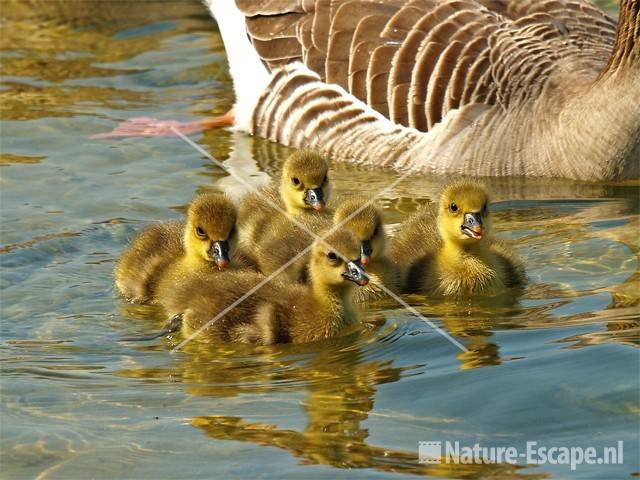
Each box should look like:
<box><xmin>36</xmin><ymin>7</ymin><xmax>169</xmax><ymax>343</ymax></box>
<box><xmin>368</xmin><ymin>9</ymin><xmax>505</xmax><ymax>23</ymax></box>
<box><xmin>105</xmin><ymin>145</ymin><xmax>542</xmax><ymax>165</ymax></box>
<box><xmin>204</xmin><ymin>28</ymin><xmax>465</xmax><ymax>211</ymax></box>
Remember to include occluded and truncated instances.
<box><xmin>450</xmin><ymin>202</ymin><xmax>458</xmax><ymax>213</ymax></box>
<box><xmin>327</xmin><ymin>251</ymin><xmax>339</xmax><ymax>263</ymax></box>
<box><xmin>482</xmin><ymin>204</ymin><xmax>488</xmax><ymax>213</ymax></box>
<box><xmin>373</xmin><ymin>226</ymin><xmax>380</xmax><ymax>236</ymax></box>
<box><xmin>322</xmin><ymin>175</ymin><xmax>328</xmax><ymax>185</ymax></box>
<box><xmin>291</xmin><ymin>177</ymin><xmax>301</xmax><ymax>186</ymax></box>
<box><xmin>195</xmin><ymin>226</ymin><xmax>206</xmax><ymax>238</ymax></box>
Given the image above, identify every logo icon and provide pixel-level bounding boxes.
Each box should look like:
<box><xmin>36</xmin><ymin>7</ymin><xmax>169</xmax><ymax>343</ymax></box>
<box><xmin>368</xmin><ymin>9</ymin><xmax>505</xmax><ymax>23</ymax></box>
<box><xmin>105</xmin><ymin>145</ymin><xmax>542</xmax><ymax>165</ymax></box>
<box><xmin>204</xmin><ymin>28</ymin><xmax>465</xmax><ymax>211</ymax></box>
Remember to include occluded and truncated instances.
<box><xmin>419</xmin><ymin>441</ymin><xmax>442</xmax><ymax>464</ymax></box>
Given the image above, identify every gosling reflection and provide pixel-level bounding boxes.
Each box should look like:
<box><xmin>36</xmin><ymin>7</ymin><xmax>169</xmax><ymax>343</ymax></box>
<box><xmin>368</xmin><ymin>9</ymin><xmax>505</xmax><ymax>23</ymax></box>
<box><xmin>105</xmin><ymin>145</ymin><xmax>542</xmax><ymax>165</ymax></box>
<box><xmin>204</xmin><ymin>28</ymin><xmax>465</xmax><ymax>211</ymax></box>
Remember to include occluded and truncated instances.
<box><xmin>414</xmin><ymin>295</ymin><xmax>522</xmax><ymax>371</ymax></box>
<box><xmin>181</xmin><ymin>338</ymin><xmax>538</xmax><ymax>478</ymax></box>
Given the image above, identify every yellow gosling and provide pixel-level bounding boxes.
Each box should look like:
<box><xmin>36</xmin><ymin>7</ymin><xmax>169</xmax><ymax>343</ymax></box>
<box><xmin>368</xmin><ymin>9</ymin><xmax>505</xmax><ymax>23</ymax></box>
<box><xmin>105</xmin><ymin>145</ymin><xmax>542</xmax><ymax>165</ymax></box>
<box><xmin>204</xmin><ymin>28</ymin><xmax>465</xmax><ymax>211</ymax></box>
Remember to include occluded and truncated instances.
<box><xmin>237</xmin><ymin>149</ymin><xmax>331</xmax><ymax>263</ymax></box>
<box><xmin>390</xmin><ymin>181</ymin><xmax>525</xmax><ymax>296</ymax></box>
<box><xmin>162</xmin><ymin>228</ymin><xmax>369</xmax><ymax>345</ymax></box>
<box><xmin>115</xmin><ymin>193</ymin><xmax>238</xmax><ymax>303</ymax></box>
<box><xmin>332</xmin><ymin>197</ymin><xmax>400</xmax><ymax>302</ymax></box>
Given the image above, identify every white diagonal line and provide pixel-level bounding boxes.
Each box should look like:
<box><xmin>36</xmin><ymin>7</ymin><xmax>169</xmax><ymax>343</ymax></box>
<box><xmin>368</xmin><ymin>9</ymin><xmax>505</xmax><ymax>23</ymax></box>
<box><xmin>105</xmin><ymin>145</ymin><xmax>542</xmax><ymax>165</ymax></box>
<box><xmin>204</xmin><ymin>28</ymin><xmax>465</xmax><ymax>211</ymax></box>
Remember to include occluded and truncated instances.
<box><xmin>170</xmin><ymin>127</ymin><xmax>467</xmax><ymax>353</ymax></box>
<box><xmin>370</xmin><ymin>281</ymin><xmax>468</xmax><ymax>352</ymax></box>
<box><xmin>171</xmin><ymin>236</ymin><xmax>316</xmax><ymax>352</ymax></box>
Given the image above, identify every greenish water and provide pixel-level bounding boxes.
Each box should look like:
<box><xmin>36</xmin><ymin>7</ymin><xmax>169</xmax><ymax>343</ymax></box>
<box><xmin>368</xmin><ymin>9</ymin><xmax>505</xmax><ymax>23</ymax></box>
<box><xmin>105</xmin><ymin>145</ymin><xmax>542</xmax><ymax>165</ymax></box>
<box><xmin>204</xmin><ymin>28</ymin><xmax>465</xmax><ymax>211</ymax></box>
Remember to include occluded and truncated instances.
<box><xmin>1</xmin><ymin>1</ymin><xmax>638</xmax><ymax>479</ymax></box>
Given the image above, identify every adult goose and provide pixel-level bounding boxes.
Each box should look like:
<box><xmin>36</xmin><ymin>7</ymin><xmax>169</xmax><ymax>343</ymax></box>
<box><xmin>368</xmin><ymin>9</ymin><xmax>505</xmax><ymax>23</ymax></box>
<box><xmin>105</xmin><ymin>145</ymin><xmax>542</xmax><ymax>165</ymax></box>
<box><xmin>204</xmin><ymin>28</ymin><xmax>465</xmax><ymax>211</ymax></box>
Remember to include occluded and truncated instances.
<box><xmin>100</xmin><ymin>0</ymin><xmax>640</xmax><ymax>181</ymax></box>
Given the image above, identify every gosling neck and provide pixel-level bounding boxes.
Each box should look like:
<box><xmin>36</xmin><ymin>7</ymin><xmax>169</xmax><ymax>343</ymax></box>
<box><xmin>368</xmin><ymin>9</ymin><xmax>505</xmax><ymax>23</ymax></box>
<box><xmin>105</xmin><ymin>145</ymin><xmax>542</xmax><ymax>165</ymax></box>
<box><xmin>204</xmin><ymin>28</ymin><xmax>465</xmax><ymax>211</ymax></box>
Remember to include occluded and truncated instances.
<box><xmin>309</xmin><ymin>270</ymin><xmax>356</xmax><ymax>323</ymax></box>
<box><xmin>183</xmin><ymin>246</ymin><xmax>210</xmax><ymax>270</ymax></box>
<box><xmin>311</xmin><ymin>278</ymin><xmax>351</xmax><ymax>304</ymax></box>
<box><xmin>284</xmin><ymin>203</ymin><xmax>304</xmax><ymax>216</ymax></box>
<box><xmin>280</xmin><ymin>181</ymin><xmax>300</xmax><ymax>216</ymax></box>
<box><xmin>441</xmin><ymin>237</ymin><xmax>489</xmax><ymax>261</ymax></box>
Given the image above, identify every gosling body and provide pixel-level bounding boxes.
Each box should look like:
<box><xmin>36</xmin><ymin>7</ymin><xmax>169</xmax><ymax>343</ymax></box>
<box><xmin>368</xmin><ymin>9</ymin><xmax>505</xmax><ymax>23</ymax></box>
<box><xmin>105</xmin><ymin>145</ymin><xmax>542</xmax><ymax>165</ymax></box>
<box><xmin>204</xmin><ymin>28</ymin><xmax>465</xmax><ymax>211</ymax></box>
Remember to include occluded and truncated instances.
<box><xmin>163</xmin><ymin>229</ymin><xmax>369</xmax><ymax>345</ymax></box>
<box><xmin>114</xmin><ymin>221</ymin><xmax>183</xmax><ymax>303</ymax></box>
<box><xmin>115</xmin><ymin>193</ymin><xmax>238</xmax><ymax>304</ymax></box>
<box><xmin>237</xmin><ymin>149</ymin><xmax>331</xmax><ymax>267</ymax></box>
<box><xmin>252</xmin><ymin>212</ymin><xmax>328</xmax><ymax>281</ymax></box>
<box><xmin>390</xmin><ymin>181</ymin><xmax>525</xmax><ymax>297</ymax></box>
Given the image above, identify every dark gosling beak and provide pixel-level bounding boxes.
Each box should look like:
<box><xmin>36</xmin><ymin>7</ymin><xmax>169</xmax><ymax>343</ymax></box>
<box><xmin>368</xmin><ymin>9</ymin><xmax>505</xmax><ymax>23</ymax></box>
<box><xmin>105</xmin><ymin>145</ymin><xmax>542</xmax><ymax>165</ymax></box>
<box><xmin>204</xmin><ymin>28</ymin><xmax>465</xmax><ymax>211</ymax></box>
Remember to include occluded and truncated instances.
<box><xmin>342</xmin><ymin>260</ymin><xmax>369</xmax><ymax>286</ymax></box>
<box><xmin>210</xmin><ymin>240</ymin><xmax>230</xmax><ymax>269</ymax></box>
<box><xmin>360</xmin><ymin>240</ymin><xmax>373</xmax><ymax>266</ymax></box>
<box><xmin>461</xmin><ymin>212</ymin><xmax>483</xmax><ymax>239</ymax></box>
<box><xmin>304</xmin><ymin>188</ymin><xmax>325</xmax><ymax>211</ymax></box>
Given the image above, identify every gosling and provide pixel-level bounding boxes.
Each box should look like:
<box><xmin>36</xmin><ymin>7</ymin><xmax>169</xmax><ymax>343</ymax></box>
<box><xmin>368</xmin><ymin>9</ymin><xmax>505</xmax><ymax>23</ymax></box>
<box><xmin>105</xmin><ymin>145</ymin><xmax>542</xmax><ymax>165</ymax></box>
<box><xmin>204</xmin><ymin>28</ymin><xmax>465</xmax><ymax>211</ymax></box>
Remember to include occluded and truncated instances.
<box><xmin>237</xmin><ymin>149</ymin><xmax>331</xmax><ymax>263</ymax></box>
<box><xmin>333</xmin><ymin>197</ymin><xmax>400</xmax><ymax>302</ymax></box>
<box><xmin>390</xmin><ymin>181</ymin><xmax>525</xmax><ymax>296</ymax></box>
<box><xmin>162</xmin><ymin>228</ymin><xmax>369</xmax><ymax>345</ymax></box>
<box><xmin>115</xmin><ymin>193</ymin><xmax>238</xmax><ymax>303</ymax></box>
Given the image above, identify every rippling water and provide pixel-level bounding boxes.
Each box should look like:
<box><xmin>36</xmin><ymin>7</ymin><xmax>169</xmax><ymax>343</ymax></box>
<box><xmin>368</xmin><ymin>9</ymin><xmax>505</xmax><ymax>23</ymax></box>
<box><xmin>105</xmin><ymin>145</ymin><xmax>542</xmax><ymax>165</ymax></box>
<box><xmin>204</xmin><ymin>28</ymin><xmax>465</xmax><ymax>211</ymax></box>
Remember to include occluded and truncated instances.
<box><xmin>1</xmin><ymin>1</ymin><xmax>638</xmax><ymax>479</ymax></box>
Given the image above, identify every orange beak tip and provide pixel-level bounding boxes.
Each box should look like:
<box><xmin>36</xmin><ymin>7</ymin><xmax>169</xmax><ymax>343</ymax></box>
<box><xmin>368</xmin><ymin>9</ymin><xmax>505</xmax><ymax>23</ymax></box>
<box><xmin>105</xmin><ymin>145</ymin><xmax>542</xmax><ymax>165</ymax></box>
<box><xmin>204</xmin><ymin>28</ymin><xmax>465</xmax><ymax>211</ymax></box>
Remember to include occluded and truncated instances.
<box><xmin>361</xmin><ymin>256</ymin><xmax>370</xmax><ymax>266</ymax></box>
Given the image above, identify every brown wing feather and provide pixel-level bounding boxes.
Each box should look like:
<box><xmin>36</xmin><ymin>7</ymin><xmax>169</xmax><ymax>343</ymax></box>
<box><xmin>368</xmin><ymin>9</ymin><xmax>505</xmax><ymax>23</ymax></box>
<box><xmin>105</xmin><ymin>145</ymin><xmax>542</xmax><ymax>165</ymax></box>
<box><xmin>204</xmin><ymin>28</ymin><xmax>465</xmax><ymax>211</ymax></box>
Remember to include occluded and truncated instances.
<box><xmin>326</xmin><ymin>2</ymin><xmax>376</xmax><ymax>87</ymax></box>
<box><xmin>347</xmin><ymin>15</ymin><xmax>391</xmax><ymax>102</ymax></box>
<box><xmin>390</xmin><ymin>2</ymin><xmax>478</xmax><ymax>127</ymax></box>
<box><xmin>367</xmin><ymin>44</ymin><xmax>397</xmax><ymax>116</ymax></box>
<box><xmin>408</xmin><ymin>7</ymin><xmax>466</xmax><ymax>130</ymax></box>
<box><xmin>245</xmin><ymin>13</ymin><xmax>302</xmax><ymax>40</ymax></box>
<box><xmin>445</xmin><ymin>24</ymin><xmax>492</xmax><ymax>112</ymax></box>
<box><xmin>236</xmin><ymin>0</ymin><xmax>304</xmax><ymax>16</ymax></box>
<box><xmin>252</xmin><ymin>37</ymin><xmax>302</xmax><ymax>62</ymax></box>
<box><xmin>328</xmin><ymin>1</ymin><xmax>404</xmax><ymax>92</ymax></box>
<box><xmin>235</xmin><ymin>0</ymin><xmax>617</xmax><ymax>133</ymax></box>
<box><xmin>312</xmin><ymin>0</ymin><xmax>331</xmax><ymax>56</ymax></box>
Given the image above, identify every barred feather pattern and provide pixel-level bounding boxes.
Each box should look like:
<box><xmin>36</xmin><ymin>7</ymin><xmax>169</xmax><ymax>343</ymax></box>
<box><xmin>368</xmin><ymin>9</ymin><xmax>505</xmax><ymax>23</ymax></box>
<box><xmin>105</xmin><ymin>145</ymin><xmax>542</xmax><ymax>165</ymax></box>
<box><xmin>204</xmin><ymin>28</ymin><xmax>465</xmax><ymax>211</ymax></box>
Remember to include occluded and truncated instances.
<box><xmin>223</xmin><ymin>0</ymin><xmax>640</xmax><ymax>180</ymax></box>
<box><xmin>237</xmin><ymin>0</ymin><xmax>617</xmax><ymax>126</ymax></box>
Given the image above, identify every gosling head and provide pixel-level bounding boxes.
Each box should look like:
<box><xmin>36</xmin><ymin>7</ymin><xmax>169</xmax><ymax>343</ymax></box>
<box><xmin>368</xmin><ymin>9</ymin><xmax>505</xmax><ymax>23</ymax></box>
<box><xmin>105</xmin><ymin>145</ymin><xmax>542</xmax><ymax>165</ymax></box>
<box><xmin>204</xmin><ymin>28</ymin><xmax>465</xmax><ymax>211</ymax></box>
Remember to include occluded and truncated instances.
<box><xmin>309</xmin><ymin>228</ymin><xmax>369</xmax><ymax>290</ymax></box>
<box><xmin>184</xmin><ymin>193</ymin><xmax>237</xmax><ymax>269</ymax></box>
<box><xmin>437</xmin><ymin>181</ymin><xmax>491</xmax><ymax>248</ymax></box>
<box><xmin>333</xmin><ymin>197</ymin><xmax>385</xmax><ymax>266</ymax></box>
<box><xmin>280</xmin><ymin>150</ymin><xmax>331</xmax><ymax>213</ymax></box>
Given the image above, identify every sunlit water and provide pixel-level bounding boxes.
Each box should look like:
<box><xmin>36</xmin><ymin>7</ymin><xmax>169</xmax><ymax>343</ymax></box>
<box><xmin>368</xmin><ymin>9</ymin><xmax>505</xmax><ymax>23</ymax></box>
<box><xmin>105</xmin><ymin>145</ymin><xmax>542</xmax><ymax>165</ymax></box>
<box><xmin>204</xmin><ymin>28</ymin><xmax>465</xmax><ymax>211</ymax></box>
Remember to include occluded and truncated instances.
<box><xmin>1</xmin><ymin>1</ymin><xmax>638</xmax><ymax>479</ymax></box>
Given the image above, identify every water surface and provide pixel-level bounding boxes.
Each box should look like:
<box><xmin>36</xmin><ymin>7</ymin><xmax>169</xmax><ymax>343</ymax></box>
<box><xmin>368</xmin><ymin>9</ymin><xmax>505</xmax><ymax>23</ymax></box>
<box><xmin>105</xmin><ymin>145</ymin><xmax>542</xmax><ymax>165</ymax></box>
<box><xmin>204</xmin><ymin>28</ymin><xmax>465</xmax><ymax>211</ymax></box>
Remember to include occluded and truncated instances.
<box><xmin>1</xmin><ymin>1</ymin><xmax>638</xmax><ymax>479</ymax></box>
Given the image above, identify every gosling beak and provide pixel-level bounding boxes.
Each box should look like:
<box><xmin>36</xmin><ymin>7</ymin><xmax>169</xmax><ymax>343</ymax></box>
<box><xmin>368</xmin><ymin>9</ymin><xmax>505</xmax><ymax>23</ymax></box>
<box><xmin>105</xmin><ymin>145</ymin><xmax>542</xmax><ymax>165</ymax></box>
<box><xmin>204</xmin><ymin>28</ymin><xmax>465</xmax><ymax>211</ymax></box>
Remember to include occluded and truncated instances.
<box><xmin>342</xmin><ymin>259</ymin><xmax>369</xmax><ymax>286</ymax></box>
<box><xmin>461</xmin><ymin>212</ymin><xmax>483</xmax><ymax>239</ymax></box>
<box><xmin>304</xmin><ymin>188</ymin><xmax>325</xmax><ymax>211</ymax></box>
<box><xmin>209</xmin><ymin>240</ymin><xmax>230</xmax><ymax>269</ymax></box>
<box><xmin>360</xmin><ymin>240</ymin><xmax>373</xmax><ymax>266</ymax></box>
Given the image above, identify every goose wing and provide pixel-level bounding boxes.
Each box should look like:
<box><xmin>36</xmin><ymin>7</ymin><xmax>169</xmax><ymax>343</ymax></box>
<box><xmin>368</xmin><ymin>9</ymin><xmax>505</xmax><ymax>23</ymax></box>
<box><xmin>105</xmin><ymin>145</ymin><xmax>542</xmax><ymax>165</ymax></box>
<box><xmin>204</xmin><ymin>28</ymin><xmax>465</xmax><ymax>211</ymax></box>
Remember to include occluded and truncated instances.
<box><xmin>236</xmin><ymin>0</ymin><xmax>616</xmax><ymax>131</ymax></box>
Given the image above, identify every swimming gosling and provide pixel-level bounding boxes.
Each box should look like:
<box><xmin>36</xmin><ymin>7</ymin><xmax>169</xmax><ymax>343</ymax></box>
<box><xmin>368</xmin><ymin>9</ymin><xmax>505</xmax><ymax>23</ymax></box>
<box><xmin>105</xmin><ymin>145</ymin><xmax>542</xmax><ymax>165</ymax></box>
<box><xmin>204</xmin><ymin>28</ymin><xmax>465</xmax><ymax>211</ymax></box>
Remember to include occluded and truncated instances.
<box><xmin>253</xmin><ymin>197</ymin><xmax>399</xmax><ymax>297</ymax></box>
<box><xmin>390</xmin><ymin>181</ymin><xmax>525</xmax><ymax>296</ymax></box>
<box><xmin>162</xmin><ymin>228</ymin><xmax>369</xmax><ymax>345</ymax></box>
<box><xmin>114</xmin><ymin>193</ymin><xmax>237</xmax><ymax>303</ymax></box>
<box><xmin>237</xmin><ymin>149</ymin><xmax>331</xmax><ymax>262</ymax></box>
